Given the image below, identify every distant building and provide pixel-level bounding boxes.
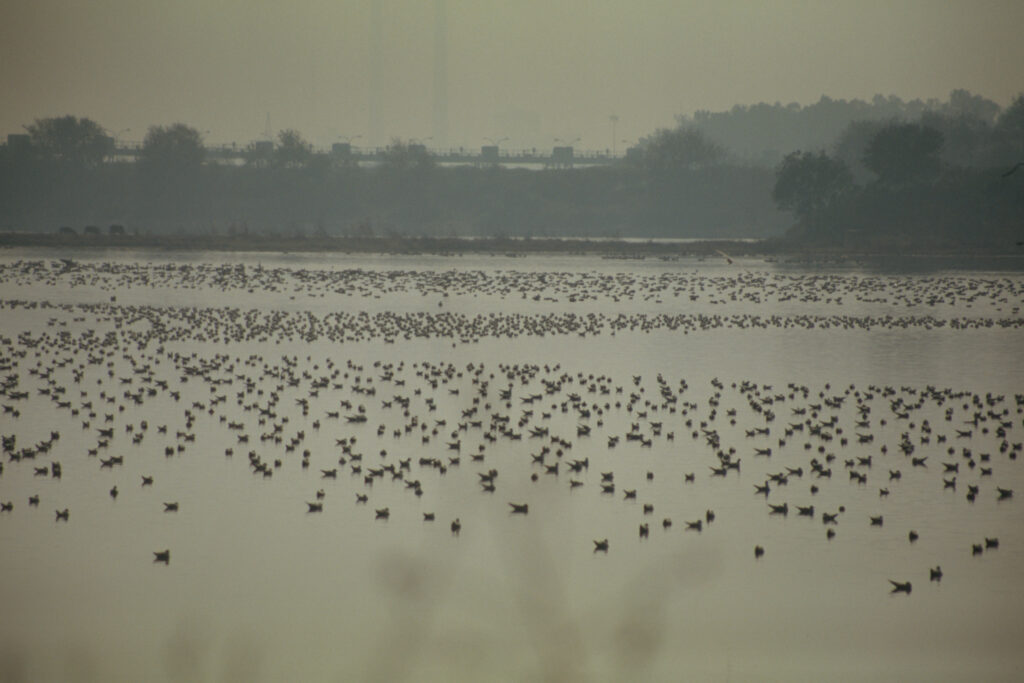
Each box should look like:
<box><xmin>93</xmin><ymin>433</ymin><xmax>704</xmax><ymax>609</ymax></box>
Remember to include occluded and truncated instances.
<box><xmin>551</xmin><ymin>146</ymin><xmax>574</xmax><ymax>168</ymax></box>
<box><xmin>480</xmin><ymin>145</ymin><xmax>499</xmax><ymax>163</ymax></box>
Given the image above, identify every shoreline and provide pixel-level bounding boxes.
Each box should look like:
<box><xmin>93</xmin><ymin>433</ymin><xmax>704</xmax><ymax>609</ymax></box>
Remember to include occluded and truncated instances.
<box><xmin>1</xmin><ymin>232</ymin><xmax>1022</xmax><ymax>264</ymax></box>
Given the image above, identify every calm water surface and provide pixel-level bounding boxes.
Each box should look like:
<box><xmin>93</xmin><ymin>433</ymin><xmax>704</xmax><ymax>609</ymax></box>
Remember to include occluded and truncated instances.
<box><xmin>0</xmin><ymin>249</ymin><xmax>1022</xmax><ymax>682</ymax></box>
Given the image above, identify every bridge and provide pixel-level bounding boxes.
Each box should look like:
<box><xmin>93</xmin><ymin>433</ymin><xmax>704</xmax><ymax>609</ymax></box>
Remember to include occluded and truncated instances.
<box><xmin>107</xmin><ymin>142</ymin><xmax>640</xmax><ymax>168</ymax></box>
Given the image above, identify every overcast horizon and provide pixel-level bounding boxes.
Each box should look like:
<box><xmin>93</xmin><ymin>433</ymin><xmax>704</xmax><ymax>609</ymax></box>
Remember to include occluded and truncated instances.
<box><xmin>2</xmin><ymin>0</ymin><xmax>1023</xmax><ymax>152</ymax></box>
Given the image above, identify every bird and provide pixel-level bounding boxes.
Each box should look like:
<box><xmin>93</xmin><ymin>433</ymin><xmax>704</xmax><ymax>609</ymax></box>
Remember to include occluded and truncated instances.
<box><xmin>141</xmin><ymin>475</ymin><xmax>153</xmax><ymax>486</ymax></box>
<box><xmin>163</xmin><ymin>502</ymin><xmax>178</xmax><ymax>512</ymax></box>
<box><xmin>509</xmin><ymin>502</ymin><xmax>529</xmax><ymax>514</ymax></box>
<box><xmin>908</xmin><ymin>530</ymin><xmax>919</xmax><ymax>543</ymax></box>
<box><xmin>153</xmin><ymin>549</ymin><xmax>170</xmax><ymax>564</ymax></box>
<box><xmin>593</xmin><ymin>539</ymin><xmax>609</xmax><ymax>552</ymax></box>
<box><xmin>450</xmin><ymin>518</ymin><xmax>461</xmax><ymax>534</ymax></box>
<box><xmin>55</xmin><ymin>508</ymin><xmax>69</xmax><ymax>521</ymax></box>
<box><xmin>889</xmin><ymin>580</ymin><xmax>912</xmax><ymax>594</ymax></box>
<box><xmin>754</xmin><ymin>545</ymin><xmax>765</xmax><ymax>558</ymax></box>
<box><xmin>930</xmin><ymin>566</ymin><xmax>943</xmax><ymax>581</ymax></box>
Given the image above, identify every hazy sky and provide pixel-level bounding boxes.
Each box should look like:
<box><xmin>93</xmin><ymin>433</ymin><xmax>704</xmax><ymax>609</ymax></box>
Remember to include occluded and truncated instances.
<box><xmin>2</xmin><ymin>0</ymin><xmax>1023</xmax><ymax>152</ymax></box>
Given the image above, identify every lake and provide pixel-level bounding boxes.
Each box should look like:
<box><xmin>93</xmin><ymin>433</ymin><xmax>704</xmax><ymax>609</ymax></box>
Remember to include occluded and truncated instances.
<box><xmin>1</xmin><ymin>248</ymin><xmax>1022</xmax><ymax>682</ymax></box>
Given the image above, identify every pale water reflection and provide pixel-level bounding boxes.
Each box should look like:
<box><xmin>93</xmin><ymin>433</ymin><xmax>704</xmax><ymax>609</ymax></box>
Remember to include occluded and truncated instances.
<box><xmin>0</xmin><ymin>251</ymin><xmax>1022</xmax><ymax>682</ymax></box>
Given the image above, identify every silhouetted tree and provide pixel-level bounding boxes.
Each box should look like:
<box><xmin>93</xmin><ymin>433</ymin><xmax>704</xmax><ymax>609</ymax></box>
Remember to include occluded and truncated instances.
<box><xmin>994</xmin><ymin>94</ymin><xmax>1024</xmax><ymax>165</ymax></box>
<box><xmin>381</xmin><ymin>138</ymin><xmax>435</xmax><ymax>171</ymax></box>
<box><xmin>25</xmin><ymin>115</ymin><xmax>113</xmax><ymax>168</ymax></box>
<box><xmin>137</xmin><ymin>124</ymin><xmax>206</xmax><ymax>230</ymax></box>
<box><xmin>139</xmin><ymin>124</ymin><xmax>205</xmax><ymax>174</ymax></box>
<box><xmin>773</xmin><ymin>151</ymin><xmax>853</xmax><ymax>222</ymax></box>
<box><xmin>946</xmin><ymin>89</ymin><xmax>1000</xmax><ymax>125</ymax></box>
<box><xmin>833</xmin><ymin>120</ymin><xmax>890</xmax><ymax>181</ymax></box>
<box><xmin>641</xmin><ymin>126</ymin><xmax>725</xmax><ymax>174</ymax></box>
<box><xmin>863</xmin><ymin>123</ymin><xmax>943</xmax><ymax>186</ymax></box>
<box><xmin>274</xmin><ymin>129</ymin><xmax>313</xmax><ymax>168</ymax></box>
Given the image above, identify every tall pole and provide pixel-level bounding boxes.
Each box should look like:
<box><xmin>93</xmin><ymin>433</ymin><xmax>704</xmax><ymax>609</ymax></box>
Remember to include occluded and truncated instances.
<box><xmin>369</xmin><ymin>0</ymin><xmax>383</xmax><ymax>148</ymax></box>
<box><xmin>433</xmin><ymin>0</ymin><xmax>449</xmax><ymax>149</ymax></box>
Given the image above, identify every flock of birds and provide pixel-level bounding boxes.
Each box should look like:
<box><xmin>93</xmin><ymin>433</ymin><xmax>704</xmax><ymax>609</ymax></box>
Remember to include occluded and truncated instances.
<box><xmin>0</xmin><ymin>256</ymin><xmax>1022</xmax><ymax>599</ymax></box>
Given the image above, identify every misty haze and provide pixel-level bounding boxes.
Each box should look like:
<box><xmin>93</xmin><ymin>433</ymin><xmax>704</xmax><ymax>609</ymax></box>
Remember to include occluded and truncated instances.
<box><xmin>1</xmin><ymin>2</ymin><xmax>1023</xmax><ymax>682</ymax></box>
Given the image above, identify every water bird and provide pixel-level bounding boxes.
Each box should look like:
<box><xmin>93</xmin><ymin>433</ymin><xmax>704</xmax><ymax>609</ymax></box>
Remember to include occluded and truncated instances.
<box><xmin>153</xmin><ymin>549</ymin><xmax>170</xmax><ymax>564</ymax></box>
<box><xmin>930</xmin><ymin>566</ymin><xmax>943</xmax><ymax>581</ymax></box>
<box><xmin>55</xmin><ymin>508</ymin><xmax>69</xmax><ymax>521</ymax></box>
<box><xmin>593</xmin><ymin>539</ymin><xmax>609</xmax><ymax>552</ymax></box>
<box><xmin>509</xmin><ymin>502</ymin><xmax>529</xmax><ymax>514</ymax></box>
<box><xmin>889</xmin><ymin>580</ymin><xmax>912</xmax><ymax>594</ymax></box>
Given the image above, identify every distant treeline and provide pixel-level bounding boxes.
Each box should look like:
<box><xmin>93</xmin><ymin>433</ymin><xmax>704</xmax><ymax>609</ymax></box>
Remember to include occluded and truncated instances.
<box><xmin>1</xmin><ymin>89</ymin><xmax>1022</xmax><ymax>249</ymax></box>
<box><xmin>681</xmin><ymin>89</ymin><xmax>1015</xmax><ymax>170</ymax></box>
<box><xmin>0</xmin><ymin>123</ymin><xmax>786</xmax><ymax>239</ymax></box>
